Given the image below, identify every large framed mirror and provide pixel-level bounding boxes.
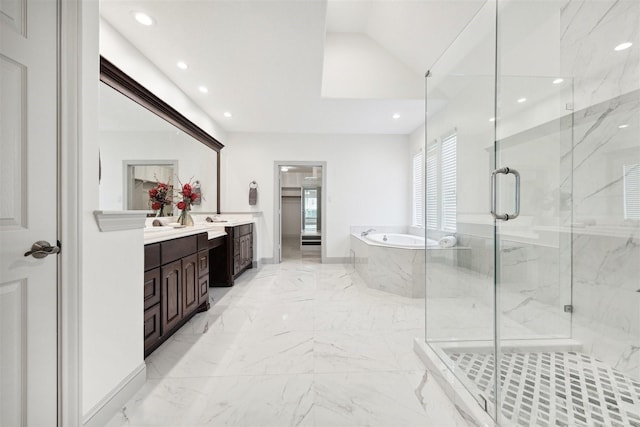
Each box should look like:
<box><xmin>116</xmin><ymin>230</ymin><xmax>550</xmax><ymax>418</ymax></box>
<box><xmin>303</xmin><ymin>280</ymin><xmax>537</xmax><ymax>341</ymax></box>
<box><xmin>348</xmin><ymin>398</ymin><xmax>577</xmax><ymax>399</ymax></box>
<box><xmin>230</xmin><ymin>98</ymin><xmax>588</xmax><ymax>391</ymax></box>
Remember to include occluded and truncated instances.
<box><xmin>98</xmin><ymin>56</ymin><xmax>223</xmax><ymax>215</ymax></box>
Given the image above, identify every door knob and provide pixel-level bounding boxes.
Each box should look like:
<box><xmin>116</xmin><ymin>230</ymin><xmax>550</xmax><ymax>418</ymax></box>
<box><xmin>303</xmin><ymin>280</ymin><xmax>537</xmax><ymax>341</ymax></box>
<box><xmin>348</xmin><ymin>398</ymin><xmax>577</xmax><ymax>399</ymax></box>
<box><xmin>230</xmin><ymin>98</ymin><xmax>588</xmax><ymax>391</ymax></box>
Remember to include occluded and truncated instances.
<box><xmin>24</xmin><ymin>240</ymin><xmax>61</xmax><ymax>259</ymax></box>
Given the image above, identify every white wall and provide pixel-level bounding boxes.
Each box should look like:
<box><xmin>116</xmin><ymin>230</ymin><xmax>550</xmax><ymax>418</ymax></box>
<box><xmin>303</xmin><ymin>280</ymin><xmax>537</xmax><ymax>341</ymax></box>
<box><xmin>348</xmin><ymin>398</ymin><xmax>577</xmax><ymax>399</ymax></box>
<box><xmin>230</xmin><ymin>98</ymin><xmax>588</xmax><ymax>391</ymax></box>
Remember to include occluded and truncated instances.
<box><xmin>81</xmin><ymin>12</ymin><xmax>144</xmax><ymax>420</ymax></box>
<box><xmin>222</xmin><ymin>133</ymin><xmax>410</xmax><ymax>261</ymax></box>
<box><xmin>322</xmin><ymin>32</ymin><xmax>423</xmax><ymax>99</ymax></box>
<box><xmin>409</xmin><ymin>123</ymin><xmax>424</xmax><ymax>156</ymax></box>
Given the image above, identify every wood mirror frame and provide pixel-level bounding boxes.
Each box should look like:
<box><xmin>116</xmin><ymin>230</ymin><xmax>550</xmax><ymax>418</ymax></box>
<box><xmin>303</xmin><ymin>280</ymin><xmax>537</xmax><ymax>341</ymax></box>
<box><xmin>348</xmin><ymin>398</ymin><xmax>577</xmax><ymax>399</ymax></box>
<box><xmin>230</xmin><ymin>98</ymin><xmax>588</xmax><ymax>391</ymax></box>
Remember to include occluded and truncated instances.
<box><xmin>99</xmin><ymin>55</ymin><xmax>223</xmax><ymax>213</ymax></box>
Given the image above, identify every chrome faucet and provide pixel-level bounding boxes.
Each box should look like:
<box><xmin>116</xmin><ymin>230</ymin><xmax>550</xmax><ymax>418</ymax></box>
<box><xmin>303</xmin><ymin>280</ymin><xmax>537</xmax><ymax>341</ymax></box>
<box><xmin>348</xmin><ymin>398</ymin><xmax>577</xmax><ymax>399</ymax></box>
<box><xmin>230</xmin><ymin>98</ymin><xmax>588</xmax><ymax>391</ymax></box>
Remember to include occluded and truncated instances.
<box><xmin>361</xmin><ymin>228</ymin><xmax>376</xmax><ymax>237</ymax></box>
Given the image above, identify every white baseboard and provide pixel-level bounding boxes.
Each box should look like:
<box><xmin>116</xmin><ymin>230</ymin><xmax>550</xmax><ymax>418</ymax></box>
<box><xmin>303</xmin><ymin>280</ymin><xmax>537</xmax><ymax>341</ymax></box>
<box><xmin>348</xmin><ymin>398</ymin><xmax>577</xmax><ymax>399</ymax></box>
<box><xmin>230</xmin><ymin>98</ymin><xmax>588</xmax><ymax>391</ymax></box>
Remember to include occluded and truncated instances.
<box><xmin>82</xmin><ymin>363</ymin><xmax>146</xmax><ymax>426</ymax></box>
<box><xmin>321</xmin><ymin>256</ymin><xmax>351</xmax><ymax>264</ymax></box>
<box><xmin>259</xmin><ymin>257</ymin><xmax>349</xmax><ymax>265</ymax></box>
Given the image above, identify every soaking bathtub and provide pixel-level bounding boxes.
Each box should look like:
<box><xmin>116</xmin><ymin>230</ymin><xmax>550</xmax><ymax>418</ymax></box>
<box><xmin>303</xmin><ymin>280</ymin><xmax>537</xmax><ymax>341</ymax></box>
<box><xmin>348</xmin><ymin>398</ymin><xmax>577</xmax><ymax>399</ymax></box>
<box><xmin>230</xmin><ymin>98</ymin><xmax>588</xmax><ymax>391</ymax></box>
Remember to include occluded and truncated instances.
<box><xmin>365</xmin><ymin>233</ymin><xmax>438</xmax><ymax>249</ymax></box>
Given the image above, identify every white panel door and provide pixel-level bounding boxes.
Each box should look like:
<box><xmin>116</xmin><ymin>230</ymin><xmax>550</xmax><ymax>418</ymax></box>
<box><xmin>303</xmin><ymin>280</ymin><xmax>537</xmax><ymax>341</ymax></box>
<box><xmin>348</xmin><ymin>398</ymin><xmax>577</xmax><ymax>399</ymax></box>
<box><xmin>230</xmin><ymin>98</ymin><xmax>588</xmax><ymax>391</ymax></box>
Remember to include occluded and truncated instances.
<box><xmin>0</xmin><ymin>0</ymin><xmax>58</xmax><ymax>425</ymax></box>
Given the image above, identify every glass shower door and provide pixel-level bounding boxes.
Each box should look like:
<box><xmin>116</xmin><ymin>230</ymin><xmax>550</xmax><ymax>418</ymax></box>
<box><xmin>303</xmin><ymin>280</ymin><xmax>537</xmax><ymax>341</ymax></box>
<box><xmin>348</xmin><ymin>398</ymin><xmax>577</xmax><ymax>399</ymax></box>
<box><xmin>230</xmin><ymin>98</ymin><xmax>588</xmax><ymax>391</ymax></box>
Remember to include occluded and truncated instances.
<box><xmin>492</xmin><ymin>2</ymin><xmax>574</xmax><ymax>425</ymax></box>
<box><xmin>426</xmin><ymin>1</ymin><xmax>638</xmax><ymax>425</ymax></box>
<box><xmin>424</xmin><ymin>0</ymin><xmax>499</xmax><ymax>417</ymax></box>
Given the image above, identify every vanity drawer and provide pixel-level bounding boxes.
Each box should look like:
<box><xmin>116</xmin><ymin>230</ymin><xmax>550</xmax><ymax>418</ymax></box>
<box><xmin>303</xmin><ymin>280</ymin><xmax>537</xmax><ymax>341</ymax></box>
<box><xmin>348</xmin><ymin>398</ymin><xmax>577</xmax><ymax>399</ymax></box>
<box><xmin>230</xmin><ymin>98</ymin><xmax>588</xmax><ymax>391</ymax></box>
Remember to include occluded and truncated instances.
<box><xmin>198</xmin><ymin>233</ymin><xmax>225</xmax><ymax>252</ymax></box>
<box><xmin>144</xmin><ymin>268</ymin><xmax>161</xmax><ymax>309</ymax></box>
<box><xmin>197</xmin><ymin>250</ymin><xmax>209</xmax><ymax>277</ymax></box>
<box><xmin>144</xmin><ymin>304</ymin><xmax>161</xmax><ymax>353</ymax></box>
<box><xmin>238</xmin><ymin>224</ymin><xmax>252</xmax><ymax>236</ymax></box>
<box><xmin>210</xmin><ymin>235</ymin><xmax>224</xmax><ymax>250</ymax></box>
<box><xmin>144</xmin><ymin>243</ymin><xmax>160</xmax><ymax>271</ymax></box>
<box><xmin>161</xmin><ymin>235</ymin><xmax>197</xmax><ymax>265</ymax></box>
<box><xmin>197</xmin><ymin>233</ymin><xmax>211</xmax><ymax>251</ymax></box>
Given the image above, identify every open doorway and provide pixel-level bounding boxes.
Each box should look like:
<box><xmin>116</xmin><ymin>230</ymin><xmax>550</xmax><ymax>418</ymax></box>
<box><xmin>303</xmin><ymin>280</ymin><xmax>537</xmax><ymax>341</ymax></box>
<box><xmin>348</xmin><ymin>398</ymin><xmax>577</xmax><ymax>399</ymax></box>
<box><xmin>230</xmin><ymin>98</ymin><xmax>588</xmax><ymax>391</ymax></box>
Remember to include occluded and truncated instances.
<box><xmin>274</xmin><ymin>162</ymin><xmax>326</xmax><ymax>263</ymax></box>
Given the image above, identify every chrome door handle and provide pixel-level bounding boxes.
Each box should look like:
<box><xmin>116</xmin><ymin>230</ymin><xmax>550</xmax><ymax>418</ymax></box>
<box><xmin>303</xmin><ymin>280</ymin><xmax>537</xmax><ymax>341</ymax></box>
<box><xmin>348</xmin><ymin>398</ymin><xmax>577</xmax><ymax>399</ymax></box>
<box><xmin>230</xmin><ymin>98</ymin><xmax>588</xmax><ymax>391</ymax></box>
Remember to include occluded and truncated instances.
<box><xmin>491</xmin><ymin>167</ymin><xmax>520</xmax><ymax>221</ymax></box>
<box><xmin>24</xmin><ymin>240</ymin><xmax>61</xmax><ymax>258</ymax></box>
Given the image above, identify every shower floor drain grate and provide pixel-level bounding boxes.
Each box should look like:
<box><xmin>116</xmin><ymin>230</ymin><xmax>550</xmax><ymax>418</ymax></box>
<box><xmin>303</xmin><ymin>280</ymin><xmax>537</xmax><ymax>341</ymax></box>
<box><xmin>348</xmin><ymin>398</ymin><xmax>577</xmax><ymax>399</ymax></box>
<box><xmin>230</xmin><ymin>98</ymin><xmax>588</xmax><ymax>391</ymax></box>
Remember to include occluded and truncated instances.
<box><xmin>447</xmin><ymin>351</ymin><xmax>640</xmax><ymax>427</ymax></box>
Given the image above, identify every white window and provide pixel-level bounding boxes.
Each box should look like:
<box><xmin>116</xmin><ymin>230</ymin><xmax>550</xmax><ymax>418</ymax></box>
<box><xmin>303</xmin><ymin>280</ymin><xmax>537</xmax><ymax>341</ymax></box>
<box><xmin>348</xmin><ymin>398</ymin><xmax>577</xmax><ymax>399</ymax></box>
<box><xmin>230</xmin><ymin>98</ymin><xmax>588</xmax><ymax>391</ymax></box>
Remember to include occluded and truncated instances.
<box><xmin>441</xmin><ymin>133</ymin><xmax>457</xmax><ymax>232</ymax></box>
<box><xmin>624</xmin><ymin>164</ymin><xmax>640</xmax><ymax>220</ymax></box>
<box><xmin>425</xmin><ymin>146</ymin><xmax>438</xmax><ymax>230</ymax></box>
<box><xmin>412</xmin><ymin>151</ymin><xmax>424</xmax><ymax>227</ymax></box>
<box><xmin>426</xmin><ymin>132</ymin><xmax>457</xmax><ymax>232</ymax></box>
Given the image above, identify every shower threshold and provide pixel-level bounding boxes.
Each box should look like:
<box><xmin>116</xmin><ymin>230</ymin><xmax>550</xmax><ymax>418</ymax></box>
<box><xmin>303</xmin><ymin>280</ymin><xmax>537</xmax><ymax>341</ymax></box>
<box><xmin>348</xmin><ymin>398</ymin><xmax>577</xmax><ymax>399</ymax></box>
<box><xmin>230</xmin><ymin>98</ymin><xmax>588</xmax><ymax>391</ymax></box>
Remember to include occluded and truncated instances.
<box><xmin>415</xmin><ymin>339</ymin><xmax>640</xmax><ymax>427</ymax></box>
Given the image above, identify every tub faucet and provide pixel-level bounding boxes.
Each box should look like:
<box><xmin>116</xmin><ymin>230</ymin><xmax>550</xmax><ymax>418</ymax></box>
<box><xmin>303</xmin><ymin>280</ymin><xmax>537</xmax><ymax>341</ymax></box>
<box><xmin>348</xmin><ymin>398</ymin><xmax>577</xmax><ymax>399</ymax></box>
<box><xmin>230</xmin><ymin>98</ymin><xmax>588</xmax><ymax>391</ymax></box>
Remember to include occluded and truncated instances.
<box><xmin>361</xmin><ymin>228</ymin><xmax>376</xmax><ymax>237</ymax></box>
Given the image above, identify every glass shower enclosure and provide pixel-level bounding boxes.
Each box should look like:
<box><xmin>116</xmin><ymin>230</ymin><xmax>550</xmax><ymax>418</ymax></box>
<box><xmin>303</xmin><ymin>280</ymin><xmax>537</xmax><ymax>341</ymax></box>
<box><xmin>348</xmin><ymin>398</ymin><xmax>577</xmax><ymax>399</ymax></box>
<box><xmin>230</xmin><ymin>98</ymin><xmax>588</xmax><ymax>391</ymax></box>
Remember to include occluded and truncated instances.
<box><xmin>424</xmin><ymin>0</ymin><xmax>639</xmax><ymax>425</ymax></box>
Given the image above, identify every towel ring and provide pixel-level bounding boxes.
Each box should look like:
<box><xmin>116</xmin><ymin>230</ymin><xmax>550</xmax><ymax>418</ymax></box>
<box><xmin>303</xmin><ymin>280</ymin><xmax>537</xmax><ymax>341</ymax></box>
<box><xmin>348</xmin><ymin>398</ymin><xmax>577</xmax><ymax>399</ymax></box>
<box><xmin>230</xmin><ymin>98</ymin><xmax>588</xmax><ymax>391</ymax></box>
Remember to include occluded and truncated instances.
<box><xmin>249</xmin><ymin>181</ymin><xmax>258</xmax><ymax>189</ymax></box>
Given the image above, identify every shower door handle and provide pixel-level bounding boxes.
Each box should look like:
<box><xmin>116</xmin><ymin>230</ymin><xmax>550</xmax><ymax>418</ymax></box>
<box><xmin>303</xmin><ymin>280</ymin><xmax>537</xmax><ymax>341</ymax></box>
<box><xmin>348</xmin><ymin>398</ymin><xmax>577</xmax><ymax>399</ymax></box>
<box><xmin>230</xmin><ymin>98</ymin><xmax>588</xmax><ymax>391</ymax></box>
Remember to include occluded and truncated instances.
<box><xmin>490</xmin><ymin>167</ymin><xmax>520</xmax><ymax>221</ymax></box>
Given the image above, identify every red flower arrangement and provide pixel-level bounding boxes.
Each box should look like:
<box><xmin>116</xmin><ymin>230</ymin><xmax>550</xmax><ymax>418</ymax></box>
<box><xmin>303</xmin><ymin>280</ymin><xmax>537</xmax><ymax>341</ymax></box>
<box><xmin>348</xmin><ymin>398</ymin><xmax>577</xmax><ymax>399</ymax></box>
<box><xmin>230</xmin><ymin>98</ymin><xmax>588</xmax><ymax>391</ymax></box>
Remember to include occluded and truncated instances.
<box><xmin>177</xmin><ymin>181</ymin><xmax>199</xmax><ymax>209</ymax></box>
<box><xmin>148</xmin><ymin>182</ymin><xmax>172</xmax><ymax>216</ymax></box>
<box><xmin>176</xmin><ymin>178</ymin><xmax>199</xmax><ymax>225</ymax></box>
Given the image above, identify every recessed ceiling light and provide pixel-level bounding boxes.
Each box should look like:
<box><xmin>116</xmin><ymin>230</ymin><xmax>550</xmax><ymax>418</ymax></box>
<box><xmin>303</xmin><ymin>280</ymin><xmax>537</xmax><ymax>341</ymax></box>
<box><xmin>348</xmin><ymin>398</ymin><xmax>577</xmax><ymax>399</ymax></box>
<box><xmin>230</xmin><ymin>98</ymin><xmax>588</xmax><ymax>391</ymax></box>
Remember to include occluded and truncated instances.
<box><xmin>392</xmin><ymin>113</ymin><xmax>401</xmax><ymax>119</ymax></box>
<box><xmin>618</xmin><ymin>124</ymin><xmax>629</xmax><ymax>129</ymax></box>
<box><xmin>198</xmin><ymin>86</ymin><xmax>208</xmax><ymax>94</ymax></box>
<box><xmin>177</xmin><ymin>61</ymin><xmax>188</xmax><ymax>70</ymax></box>
<box><xmin>552</xmin><ymin>78</ymin><xmax>564</xmax><ymax>84</ymax></box>
<box><xmin>489</xmin><ymin>117</ymin><xmax>496</xmax><ymax>122</ymax></box>
<box><xmin>223</xmin><ymin>112</ymin><xmax>232</xmax><ymax>118</ymax></box>
<box><xmin>517</xmin><ymin>97</ymin><xmax>527</xmax><ymax>103</ymax></box>
<box><xmin>281</xmin><ymin>167</ymin><xmax>289</xmax><ymax>172</ymax></box>
<box><xmin>134</xmin><ymin>12</ymin><xmax>154</xmax><ymax>26</ymax></box>
<box><xmin>614</xmin><ymin>42</ymin><xmax>632</xmax><ymax>51</ymax></box>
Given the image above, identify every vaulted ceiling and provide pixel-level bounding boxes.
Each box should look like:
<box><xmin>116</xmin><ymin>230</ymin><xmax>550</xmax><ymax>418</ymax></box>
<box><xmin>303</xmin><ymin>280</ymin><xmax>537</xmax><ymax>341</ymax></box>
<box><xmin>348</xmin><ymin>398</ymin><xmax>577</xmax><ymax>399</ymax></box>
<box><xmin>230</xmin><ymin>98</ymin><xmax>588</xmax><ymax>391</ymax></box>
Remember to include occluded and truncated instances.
<box><xmin>99</xmin><ymin>0</ymin><xmax>484</xmax><ymax>135</ymax></box>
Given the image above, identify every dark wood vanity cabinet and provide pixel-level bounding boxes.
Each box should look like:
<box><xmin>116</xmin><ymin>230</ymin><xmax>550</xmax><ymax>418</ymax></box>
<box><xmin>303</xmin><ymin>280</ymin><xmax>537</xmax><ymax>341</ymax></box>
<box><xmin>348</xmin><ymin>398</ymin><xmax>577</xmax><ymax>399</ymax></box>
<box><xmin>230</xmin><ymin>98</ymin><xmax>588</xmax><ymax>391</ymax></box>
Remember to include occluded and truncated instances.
<box><xmin>213</xmin><ymin>223</ymin><xmax>253</xmax><ymax>286</ymax></box>
<box><xmin>182</xmin><ymin>253</ymin><xmax>200</xmax><ymax>316</ymax></box>
<box><xmin>161</xmin><ymin>259</ymin><xmax>182</xmax><ymax>334</ymax></box>
<box><xmin>197</xmin><ymin>250</ymin><xmax>210</xmax><ymax>306</ymax></box>
<box><xmin>143</xmin><ymin>267</ymin><xmax>161</xmax><ymax>347</ymax></box>
<box><xmin>232</xmin><ymin>224</ymin><xmax>253</xmax><ymax>276</ymax></box>
<box><xmin>144</xmin><ymin>233</ymin><xmax>217</xmax><ymax>357</ymax></box>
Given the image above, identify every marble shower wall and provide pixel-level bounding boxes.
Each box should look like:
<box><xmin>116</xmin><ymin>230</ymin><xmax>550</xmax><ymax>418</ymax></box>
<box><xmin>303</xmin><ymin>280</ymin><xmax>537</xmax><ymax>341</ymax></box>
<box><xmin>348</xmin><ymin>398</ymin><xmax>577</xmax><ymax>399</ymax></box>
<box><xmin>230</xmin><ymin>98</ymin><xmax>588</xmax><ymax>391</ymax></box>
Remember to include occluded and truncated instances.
<box><xmin>454</xmin><ymin>233</ymin><xmax>572</xmax><ymax>338</ymax></box>
<box><xmin>563</xmin><ymin>0</ymin><xmax>639</xmax><ymax>381</ymax></box>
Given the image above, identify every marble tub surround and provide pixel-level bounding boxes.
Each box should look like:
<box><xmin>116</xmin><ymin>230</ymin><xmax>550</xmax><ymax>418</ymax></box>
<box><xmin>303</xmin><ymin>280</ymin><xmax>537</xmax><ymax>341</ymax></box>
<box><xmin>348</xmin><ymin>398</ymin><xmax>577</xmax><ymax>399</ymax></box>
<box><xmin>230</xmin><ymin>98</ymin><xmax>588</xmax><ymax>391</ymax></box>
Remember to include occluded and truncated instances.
<box><xmin>351</xmin><ymin>233</ymin><xmax>426</xmax><ymax>298</ymax></box>
<box><xmin>106</xmin><ymin>260</ymin><xmax>467</xmax><ymax>427</ymax></box>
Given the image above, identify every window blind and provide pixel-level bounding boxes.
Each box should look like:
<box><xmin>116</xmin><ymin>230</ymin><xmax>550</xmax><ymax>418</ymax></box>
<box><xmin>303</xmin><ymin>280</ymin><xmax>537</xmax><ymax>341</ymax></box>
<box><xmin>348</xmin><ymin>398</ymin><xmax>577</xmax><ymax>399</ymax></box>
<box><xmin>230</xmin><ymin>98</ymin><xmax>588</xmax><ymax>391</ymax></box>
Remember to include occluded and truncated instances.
<box><xmin>441</xmin><ymin>133</ymin><xmax>457</xmax><ymax>232</ymax></box>
<box><xmin>624</xmin><ymin>164</ymin><xmax>640</xmax><ymax>220</ymax></box>
<box><xmin>412</xmin><ymin>152</ymin><xmax>424</xmax><ymax>227</ymax></box>
<box><xmin>425</xmin><ymin>146</ymin><xmax>438</xmax><ymax>230</ymax></box>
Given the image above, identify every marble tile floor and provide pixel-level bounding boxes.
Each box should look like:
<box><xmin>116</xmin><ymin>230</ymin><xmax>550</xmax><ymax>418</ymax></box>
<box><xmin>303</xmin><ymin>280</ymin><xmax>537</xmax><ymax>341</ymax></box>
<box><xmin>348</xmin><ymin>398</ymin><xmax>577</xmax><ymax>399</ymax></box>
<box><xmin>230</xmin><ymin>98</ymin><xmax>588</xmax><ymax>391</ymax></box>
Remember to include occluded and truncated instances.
<box><xmin>107</xmin><ymin>261</ymin><xmax>469</xmax><ymax>427</ymax></box>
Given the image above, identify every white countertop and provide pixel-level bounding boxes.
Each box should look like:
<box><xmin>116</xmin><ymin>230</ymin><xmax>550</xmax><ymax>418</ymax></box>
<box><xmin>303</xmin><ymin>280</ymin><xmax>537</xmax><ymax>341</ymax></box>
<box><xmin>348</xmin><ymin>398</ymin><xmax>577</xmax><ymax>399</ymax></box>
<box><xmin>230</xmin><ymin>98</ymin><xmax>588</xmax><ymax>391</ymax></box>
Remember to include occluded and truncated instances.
<box><xmin>205</xmin><ymin>219</ymin><xmax>254</xmax><ymax>227</ymax></box>
<box><xmin>144</xmin><ymin>224</ymin><xmax>226</xmax><ymax>245</ymax></box>
<box><xmin>143</xmin><ymin>219</ymin><xmax>255</xmax><ymax>244</ymax></box>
